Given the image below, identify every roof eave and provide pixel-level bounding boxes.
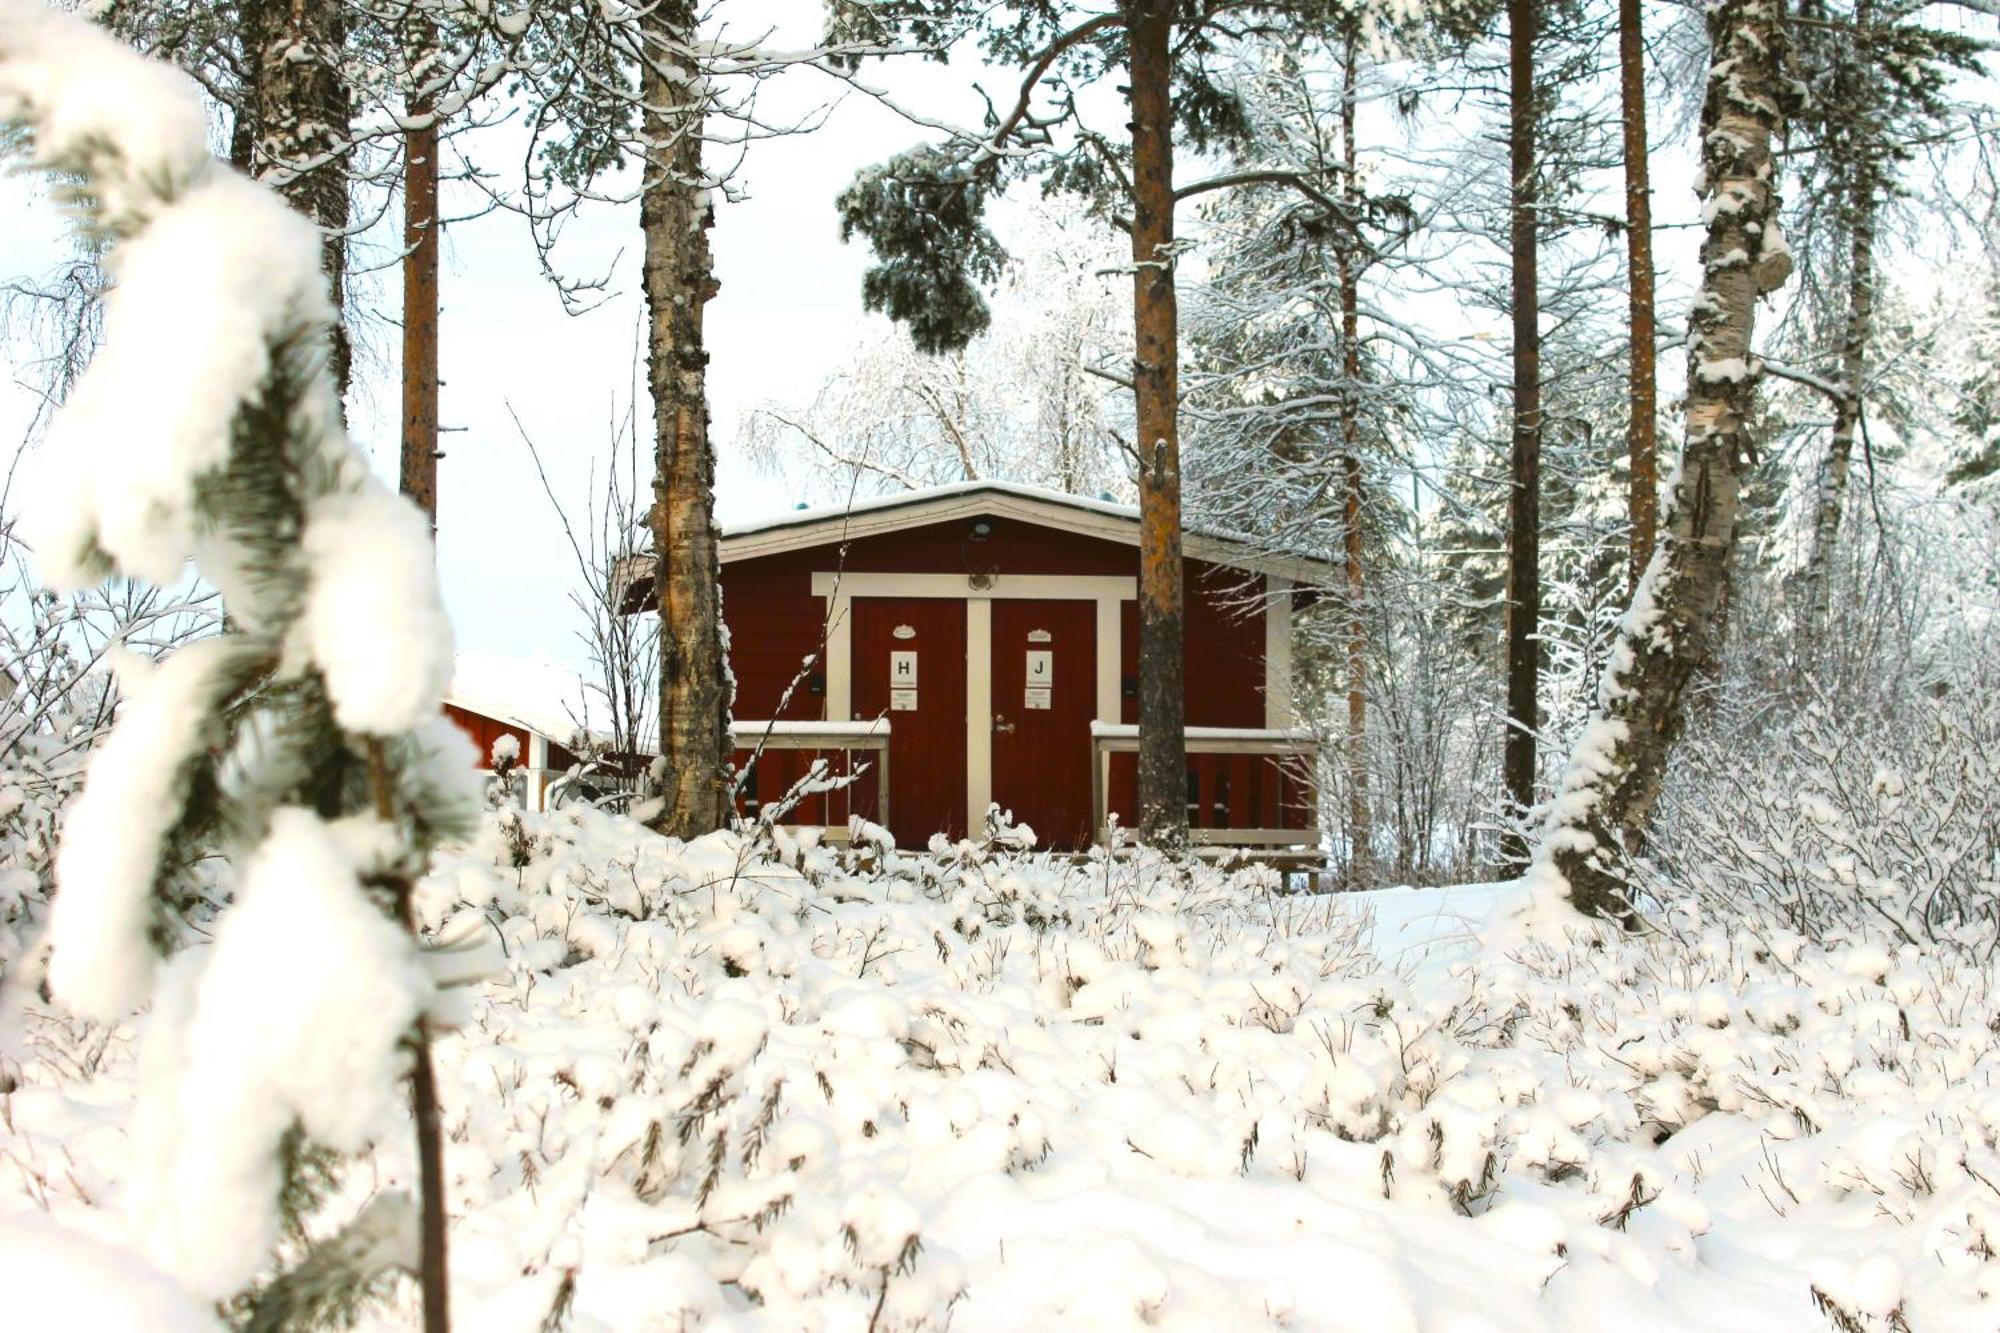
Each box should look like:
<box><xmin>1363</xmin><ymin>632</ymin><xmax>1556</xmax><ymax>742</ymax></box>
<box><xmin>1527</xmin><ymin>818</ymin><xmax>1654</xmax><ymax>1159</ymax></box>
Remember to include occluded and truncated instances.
<box><xmin>717</xmin><ymin>485</ymin><xmax>1333</xmax><ymax>582</ymax></box>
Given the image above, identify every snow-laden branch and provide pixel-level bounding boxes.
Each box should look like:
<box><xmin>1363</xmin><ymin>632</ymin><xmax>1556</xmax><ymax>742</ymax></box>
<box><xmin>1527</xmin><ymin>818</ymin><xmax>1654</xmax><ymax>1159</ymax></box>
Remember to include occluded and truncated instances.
<box><xmin>0</xmin><ymin>3</ymin><xmax>469</xmax><ymax>1319</ymax></box>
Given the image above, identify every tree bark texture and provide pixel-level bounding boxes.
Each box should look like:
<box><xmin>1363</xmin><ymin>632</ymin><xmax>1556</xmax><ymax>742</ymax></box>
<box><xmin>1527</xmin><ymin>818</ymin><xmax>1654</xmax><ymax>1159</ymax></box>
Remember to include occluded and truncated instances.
<box><xmin>361</xmin><ymin>738</ymin><xmax>451</xmax><ymax>1333</ymax></box>
<box><xmin>1337</xmin><ymin>20</ymin><xmax>1371</xmax><ymax>877</ymax></box>
<box><xmin>1537</xmin><ymin>0</ymin><xmax>1796</xmax><ymax>919</ymax></box>
<box><xmin>238</xmin><ymin>0</ymin><xmax>353</xmax><ymax>396</ymax></box>
<box><xmin>392</xmin><ymin>29</ymin><xmax>445</xmax><ymax>1324</ymax></box>
<box><xmin>641</xmin><ymin>0</ymin><xmax>733</xmax><ymax>840</ymax></box>
<box><xmin>1126</xmin><ymin>2</ymin><xmax>1189</xmax><ymax>847</ymax></box>
<box><xmin>1806</xmin><ymin>198</ymin><xmax>1875</xmax><ymax>629</ymax></box>
<box><xmin>400</xmin><ymin>18</ymin><xmax>440</xmax><ymax>525</ymax></box>
<box><xmin>1619</xmin><ymin>0</ymin><xmax>1659</xmax><ymax>594</ymax></box>
<box><xmin>1804</xmin><ymin>0</ymin><xmax>1878</xmax><ymax>632</ymax></box>
<box><xmin>1503</xmin><ymin>0</ymin><xmax>1543</xmax><ymax>867</ymax></box>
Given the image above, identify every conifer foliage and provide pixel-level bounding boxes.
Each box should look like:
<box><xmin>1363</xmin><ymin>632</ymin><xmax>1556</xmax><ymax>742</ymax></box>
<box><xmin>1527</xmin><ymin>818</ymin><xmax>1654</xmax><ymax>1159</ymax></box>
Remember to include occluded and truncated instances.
<box><xmin>1</xmin><ymin>2</ymin><xmax>474</xmax><ymax>1326</ymax></box>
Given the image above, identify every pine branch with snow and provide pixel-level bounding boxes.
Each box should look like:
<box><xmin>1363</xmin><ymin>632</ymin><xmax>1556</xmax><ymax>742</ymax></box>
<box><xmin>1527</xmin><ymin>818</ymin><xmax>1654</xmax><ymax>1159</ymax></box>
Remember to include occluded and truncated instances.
<box><xmin>0</xmin><ymin>2</ymin><xmax>475</xmax><ymax>1325</ymax></box>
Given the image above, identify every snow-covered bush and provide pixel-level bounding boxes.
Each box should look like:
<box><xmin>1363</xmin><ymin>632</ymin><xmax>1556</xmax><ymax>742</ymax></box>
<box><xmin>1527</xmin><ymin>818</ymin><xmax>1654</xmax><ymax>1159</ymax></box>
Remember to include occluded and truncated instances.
<box><xmin>10</xmin><ymin>799</ymin><xmax>2000</xmax><ymax>1328</ymax></box>
<box><xmin>1643</xmin><ymin>683</ymin><xmax>2000</xmax><ymax>956</ymax></box>
<box><xmin>0</xmin><ymin>3</ymin><xmax>473</xmax><ymax>1323</ymax></box>
<box><xmin>360</xmin><ymin>817</ymin><xmax>2000</xmax><ymax>1326</ymax></box>
<box><xmin>1460</xmin><ymin>909</ymin><xmax>2000</xmax><ymax>1330</ymax></box>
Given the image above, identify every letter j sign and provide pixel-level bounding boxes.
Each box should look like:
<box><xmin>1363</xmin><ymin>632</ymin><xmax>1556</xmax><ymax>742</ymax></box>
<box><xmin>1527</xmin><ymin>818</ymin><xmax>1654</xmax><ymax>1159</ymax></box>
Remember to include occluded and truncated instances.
<box><xmin>1025</xmin><ymin>649</ymin><xmax>1052</xmax><ymax>711</ymax></box>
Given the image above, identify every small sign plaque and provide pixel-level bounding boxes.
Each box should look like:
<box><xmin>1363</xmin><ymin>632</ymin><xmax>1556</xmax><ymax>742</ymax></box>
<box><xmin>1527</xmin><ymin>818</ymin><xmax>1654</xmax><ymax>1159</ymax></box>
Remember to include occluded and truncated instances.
<box><xmin>891</xmin><ymin>688</ymin><xmax>918</xmax><ymax>711</ymax></box>
<box><xmin>890</xmin><ymin>650</ymin><xmax>918</xmax><ymax>686</ymax></box>
<box><xmin>1025</xmin><ymin>649</ymin><xmax>1053</xmax><ymax>710</ymax></box>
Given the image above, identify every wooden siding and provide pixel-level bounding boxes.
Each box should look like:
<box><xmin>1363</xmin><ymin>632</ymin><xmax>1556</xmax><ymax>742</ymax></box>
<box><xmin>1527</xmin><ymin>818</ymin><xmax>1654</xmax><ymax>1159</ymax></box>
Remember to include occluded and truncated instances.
<box><xmin>445</xmin><ymin>703</ymin><xmax>531</xmax><ymax>771</ymax></box>
<box><xmin>722</xmin><ymin>558</ymin><xmax>830</xmax><ymax>721</ymax></box>
<box><xmin>731</xmin><ymin>743</ymin><xmax>877</xmax><ymax>829</ymax></box>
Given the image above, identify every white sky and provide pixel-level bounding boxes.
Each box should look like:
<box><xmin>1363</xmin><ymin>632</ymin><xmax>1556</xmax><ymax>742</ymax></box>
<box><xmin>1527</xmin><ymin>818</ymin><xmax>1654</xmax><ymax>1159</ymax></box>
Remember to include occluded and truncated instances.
<box><xmin>1</xmin><ymin>3</ymin><xmax>1003</xmax><ymax>673</ymax></box>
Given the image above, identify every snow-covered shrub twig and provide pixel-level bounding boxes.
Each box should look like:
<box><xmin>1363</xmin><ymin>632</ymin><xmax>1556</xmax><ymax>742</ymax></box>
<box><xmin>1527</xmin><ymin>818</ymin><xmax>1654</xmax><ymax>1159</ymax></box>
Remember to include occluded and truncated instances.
<box><xmin>0</xmin><ymin>3</ymin><xmax>475</xmax><ymax>1326</ymax></box>
<box><xmin>1641</xmin><ymin>678</ymin><xmax>2000</xmax><ymax>958</ymax></box>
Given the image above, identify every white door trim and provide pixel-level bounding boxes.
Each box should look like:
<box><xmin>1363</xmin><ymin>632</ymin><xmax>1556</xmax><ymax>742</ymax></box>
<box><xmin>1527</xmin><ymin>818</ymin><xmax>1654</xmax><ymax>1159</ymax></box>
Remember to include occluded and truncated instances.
<box><xmin>965</xmin><ymin>598</ymin><xmax>992</xmax><ymax>830</ymax></box>
<box><xmin>819</xmin><ymin>573</ymin><xmax>1134</xmax><ymax>843</ymax></box>
<box><xmin>825</xmin><ymin>595</ymin><xmax>853</xmax><ymax>721</ymax></box>
<box><xmin>1264</xmin><ymin>575</ymin><xmax>1295</xmax><ymax>728</ymax></box>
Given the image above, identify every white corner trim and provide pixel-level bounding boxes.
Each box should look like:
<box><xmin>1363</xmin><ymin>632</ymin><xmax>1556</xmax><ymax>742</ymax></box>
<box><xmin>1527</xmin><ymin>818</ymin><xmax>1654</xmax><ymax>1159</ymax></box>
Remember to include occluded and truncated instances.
<box><xmin>825</xmin><ymin>594</ymin><xmax>852</xmax><ymax>721</ymax></box>
<box><xmin>527</xmin><ymin>732</ymin><xmax>549</xmax><ymax>811</ymax></box>
<box><xmin>1094</xmin><ymin>597</ymin><xmax>1121</xmax><ymax>724</ymax></box>
<box><xmin>965</xmin><ymin>598</ymin><xmax>992</xmax><ymax>828</ymax></box>
<box><xmin>810</xmin><ymin>572</ymin><xmax>1135</xmax><ymax>601</ymax></box>
<box><xmin>1264</xmin><ymin>575</ymin><xmax>1295</xmax><ymax>729</ymax></box>
<box><xmin>1095</xmin><ymin>595</ymin><xmax>1121</xmax><ymax>823</ymax></box>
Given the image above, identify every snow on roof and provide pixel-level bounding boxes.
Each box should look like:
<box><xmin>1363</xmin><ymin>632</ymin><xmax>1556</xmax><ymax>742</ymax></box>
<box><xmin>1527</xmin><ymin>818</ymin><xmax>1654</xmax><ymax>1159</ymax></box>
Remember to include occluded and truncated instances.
<box><xmin>447</xmin><ymin>657</ymin><xmax>904</xmax><ymax>752</ymax></box>
<box><xmin>446</xmin><ymin>654</ymin><xmax>599</xmax><ymax>744</ymax></box>
<box><xmin>725</xmin><ymin>479</ymin><xmax>1141</xmax><ymax>540</ymax></box>
<box><xmin>720</xmin><ymin>479</ymin><xmax>1335</xmax><ymax>579</ymax></box>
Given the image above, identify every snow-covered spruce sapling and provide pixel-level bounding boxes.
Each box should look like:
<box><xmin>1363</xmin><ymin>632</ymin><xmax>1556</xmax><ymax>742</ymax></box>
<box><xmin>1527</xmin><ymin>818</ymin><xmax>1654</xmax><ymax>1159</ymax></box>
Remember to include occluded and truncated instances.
<box><xmin>0</xmin><ymin>4</ymin><xmax>475</xmax><ymax>1329</ymax></box>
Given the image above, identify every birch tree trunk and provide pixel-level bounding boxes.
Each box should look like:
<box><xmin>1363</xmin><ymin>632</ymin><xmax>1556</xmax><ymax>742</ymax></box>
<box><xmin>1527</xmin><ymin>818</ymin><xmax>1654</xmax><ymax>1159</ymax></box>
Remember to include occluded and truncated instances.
<box><xmin>1127</xmin><ymin>1</ymin><xmax>1189</xmax><ymax>848</ymax></box>
<box><xmin>1805</xmin><ymin>194</ymin><xmax>1876</xmax><ymax>630</ymax></box>
<box><xmin>1537</xmin><ymin>0</ymin><xmax>1797</xmax><ymax>919</ymax></box>
<box><xmin>1619</xmin><ymin>0</ymin><xmax>1659</xmax><ymax>593</ymax></box>
<box><xmin>640</xmin><ymin>1</ymin><xmax>733</xmax><ymax>839</ymax></box>
<box><xmin>239</xmin><ymin>0</ymin><xmax>353</xmax><ymax>397</ymax></box>
<box><xmin>1803</xmin><ymin>0</ymin><xmax>1880</xmax><ymax>636</ymax></box>
<box><xmin>1503</xmin><ymin>0</ymin><xmax>1543</xmax><ymax>867</ymax></box>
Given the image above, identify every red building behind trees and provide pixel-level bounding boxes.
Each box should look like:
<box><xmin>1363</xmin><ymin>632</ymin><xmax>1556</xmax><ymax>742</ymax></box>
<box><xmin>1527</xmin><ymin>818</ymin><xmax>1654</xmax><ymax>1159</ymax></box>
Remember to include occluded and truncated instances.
<box><xmin>683</xmin><ymin>482</ymin><xmax>1325</xmax><ymax>854</ymax></box>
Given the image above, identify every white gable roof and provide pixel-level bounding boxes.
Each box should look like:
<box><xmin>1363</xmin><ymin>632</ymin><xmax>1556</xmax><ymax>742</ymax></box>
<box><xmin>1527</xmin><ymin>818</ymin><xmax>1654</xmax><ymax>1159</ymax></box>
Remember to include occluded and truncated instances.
<box><xmin>447</xmin><ymin>654</ymin><xmax>599</xmax><ymax>745</ymax></box>
<box><xmin>721</xmin><ymin>480</ymin><xmax>1333</xmax><ymax>583</ymax></box>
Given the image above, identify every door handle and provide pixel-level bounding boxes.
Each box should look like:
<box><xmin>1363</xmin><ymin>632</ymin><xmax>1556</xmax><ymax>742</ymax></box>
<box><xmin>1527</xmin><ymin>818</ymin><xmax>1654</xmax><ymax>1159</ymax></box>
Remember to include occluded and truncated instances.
<box><xmin>993</xmin><ymin>715</ymin><xmax>1016</xmax><ymax>734</ymax></box>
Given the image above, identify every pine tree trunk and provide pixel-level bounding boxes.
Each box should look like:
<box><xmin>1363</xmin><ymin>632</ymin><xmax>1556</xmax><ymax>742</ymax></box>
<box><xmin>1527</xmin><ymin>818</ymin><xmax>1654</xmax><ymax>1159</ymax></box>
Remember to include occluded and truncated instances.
<box><xmin>1127</xmin><ymin>2</ymin><xmax>1188</xmax><ymax>848</ymax></box>
<box><xmin>1337</xmin><ymin>20</ymin><xmax>1371</xmax><ymax>879</ymax></box>
<box><xmin>394</xmin><ymin>29</ymin><xmax>446</xmax><ymax>1328</ymax></box>
<box><xmin>1539</xmin><ymin>0</ymin><xmax>1796</xmax><ymax>919</ymax></box>
<box><xmin>239</xmin><ymin>0</ymin><xmax>353</xmax><ymax>397</ymax></box>
<box><xmin>400</xmin><ymin>18</ymin><xmax>440</xmax><ymax>526</ymax></box>
<box><xmin>1619</xmin><ymin>0</ymin><xmax>1659</xmax><ymax>593</ymax></box>
<box><xmin>1503</xmin><ymin>0</ymin><xmax>1543</xmax><ymax>867</ymax></box>
<box><xmin>641</xmin><ymin>1</ymin><xmax>732</xmax><ymax>840</ymax></box>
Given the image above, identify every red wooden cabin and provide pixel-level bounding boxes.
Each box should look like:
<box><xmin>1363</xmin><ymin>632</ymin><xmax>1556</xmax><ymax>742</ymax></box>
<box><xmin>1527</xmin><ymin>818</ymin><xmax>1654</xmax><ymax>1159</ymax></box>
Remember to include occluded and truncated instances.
<box><xmin>632</xmin><ymin>481</ymin><xmax>1327</xmax><ymax>854</ymax></box>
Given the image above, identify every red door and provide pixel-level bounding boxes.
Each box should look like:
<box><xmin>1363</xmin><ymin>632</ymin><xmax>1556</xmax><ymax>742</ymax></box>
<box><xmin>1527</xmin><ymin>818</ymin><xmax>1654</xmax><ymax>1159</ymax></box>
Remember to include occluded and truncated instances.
<box><xmin>851</xmin><ymin>598</ymin><xmax>967</xmax><ymax>848</ymax></box>
<box><xmin>989</xmin><ymin>599</ymin><xmax>1097</xmax><ymax>851</ymax></box>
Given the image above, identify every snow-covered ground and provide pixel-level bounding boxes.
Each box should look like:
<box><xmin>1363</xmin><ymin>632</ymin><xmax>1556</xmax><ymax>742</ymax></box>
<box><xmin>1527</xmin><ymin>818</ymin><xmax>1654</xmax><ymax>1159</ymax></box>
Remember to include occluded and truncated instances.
<box><xmin>5</xmin><ymin>807</ymin><xmax>1996</xmax><ymax>1331</ymax></box>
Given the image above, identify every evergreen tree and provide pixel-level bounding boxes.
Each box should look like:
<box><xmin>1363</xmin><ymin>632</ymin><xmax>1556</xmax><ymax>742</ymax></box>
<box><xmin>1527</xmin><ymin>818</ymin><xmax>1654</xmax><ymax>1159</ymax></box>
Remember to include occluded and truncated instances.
<box><xmin>3</xmin><ymin>6</ymin><xmax>473</xmax><ymax>1326</ymax></box>
<box><xmin>1786</xmin><ymin>0</ymin><xmax>1982</xmax><ymax>627</ymax></box>
<box><xmin>1180</xmin><ymin>31</ymin><xmax>1424</xmax><ymax>877</ymax></box>
<box><xmin>827</xmin><ymin>0</ymin><xmax>1466</xmax><ymax>844</ymax></box>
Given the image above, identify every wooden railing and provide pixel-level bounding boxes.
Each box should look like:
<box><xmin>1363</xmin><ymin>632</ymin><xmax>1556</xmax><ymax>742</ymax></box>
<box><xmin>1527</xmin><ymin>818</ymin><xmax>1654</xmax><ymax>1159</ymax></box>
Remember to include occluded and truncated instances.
<box><xmin>730</xmin><ymin>719</ymin><xmax>890</xmax><ymax>838</ymax></box>
<box><xmin>1090</xmin><ymin>723</ymin><xmax>1321</xmax><ymax>852</ymax></box>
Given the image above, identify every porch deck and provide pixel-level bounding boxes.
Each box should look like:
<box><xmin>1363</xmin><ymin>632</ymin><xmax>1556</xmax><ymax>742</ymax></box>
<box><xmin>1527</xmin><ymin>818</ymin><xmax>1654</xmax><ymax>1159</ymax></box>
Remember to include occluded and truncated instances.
<box><xmin>732</xmin><ymin>719</ymin><xmax>1320</xmax><ymax>856</ymax></box>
